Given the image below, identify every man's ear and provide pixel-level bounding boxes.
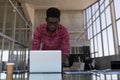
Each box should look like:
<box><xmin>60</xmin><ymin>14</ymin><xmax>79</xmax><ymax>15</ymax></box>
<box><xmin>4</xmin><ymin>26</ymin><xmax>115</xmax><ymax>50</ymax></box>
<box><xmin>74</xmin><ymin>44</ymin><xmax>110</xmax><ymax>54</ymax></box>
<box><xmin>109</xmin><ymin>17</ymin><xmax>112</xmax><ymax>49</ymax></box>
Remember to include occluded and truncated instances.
<box><xmin>45</xmin><ymin>17</ymin><xmax>48</xmax><ymax>22</ymax></box>
<box><xmin>58</xmin><ymin>18</ymin><xmax>60</xmax><ymax>22</ymax></box>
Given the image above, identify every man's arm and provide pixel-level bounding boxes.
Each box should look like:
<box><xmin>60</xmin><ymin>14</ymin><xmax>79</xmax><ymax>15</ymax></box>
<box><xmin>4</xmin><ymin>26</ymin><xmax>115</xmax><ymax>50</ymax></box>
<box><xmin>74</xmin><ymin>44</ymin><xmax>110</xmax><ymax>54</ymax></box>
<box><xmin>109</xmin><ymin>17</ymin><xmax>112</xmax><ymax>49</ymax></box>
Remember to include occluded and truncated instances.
<box><xmin>62</xmin><ymin>54</ymin><xmax>68</xmax><ymax>63</ymax></box>
<box><xmin>32</xmin><ymin>27</ymin><xmax>41</xmax><ymax>50</ymax></box>
<box><xmin>60</xmin><ymin>28</ymin><xmax>70</xmax><ymax>63</ymax></box>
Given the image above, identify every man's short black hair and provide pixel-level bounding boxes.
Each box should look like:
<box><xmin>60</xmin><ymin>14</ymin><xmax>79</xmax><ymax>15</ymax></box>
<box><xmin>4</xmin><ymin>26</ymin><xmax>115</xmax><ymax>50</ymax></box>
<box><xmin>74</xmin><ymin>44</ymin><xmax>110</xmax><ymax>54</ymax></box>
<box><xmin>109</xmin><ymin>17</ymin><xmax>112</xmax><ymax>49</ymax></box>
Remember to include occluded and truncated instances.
<box><xmin>46</xmin><ymin>7</ymin><xmax>61</xmax><ymax>18</ymax></box>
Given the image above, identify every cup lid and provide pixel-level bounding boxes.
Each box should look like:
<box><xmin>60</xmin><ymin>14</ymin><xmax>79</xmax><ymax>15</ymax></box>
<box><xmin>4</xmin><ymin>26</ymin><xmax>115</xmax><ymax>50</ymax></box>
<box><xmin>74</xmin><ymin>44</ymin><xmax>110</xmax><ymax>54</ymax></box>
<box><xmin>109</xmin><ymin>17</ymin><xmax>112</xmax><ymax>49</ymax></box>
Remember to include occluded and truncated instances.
<box><xmin>6</xmin><ymin>63</ymin><xmax>15</xmax><ymax>65</ymax></box>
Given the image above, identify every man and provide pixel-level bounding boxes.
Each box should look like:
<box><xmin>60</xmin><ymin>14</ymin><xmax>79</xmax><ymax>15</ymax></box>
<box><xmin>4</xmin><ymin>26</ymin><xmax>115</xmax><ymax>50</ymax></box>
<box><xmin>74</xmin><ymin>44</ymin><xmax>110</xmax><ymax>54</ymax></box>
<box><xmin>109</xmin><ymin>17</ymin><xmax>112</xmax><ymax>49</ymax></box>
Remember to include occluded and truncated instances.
<box><xmin>32</xmin><ymin>7</ymin><xmax>70</xmax><ymax>63</ymax></box>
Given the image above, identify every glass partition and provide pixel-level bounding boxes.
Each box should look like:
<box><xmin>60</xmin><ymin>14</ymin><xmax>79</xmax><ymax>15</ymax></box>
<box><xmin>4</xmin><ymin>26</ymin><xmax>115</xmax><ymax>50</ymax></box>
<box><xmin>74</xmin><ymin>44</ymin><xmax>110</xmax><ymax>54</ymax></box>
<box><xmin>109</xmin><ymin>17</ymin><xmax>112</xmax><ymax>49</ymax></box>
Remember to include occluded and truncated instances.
<box><xmin>0</xmin><ymin>0</ymin><xmax>32</xmax><ymax>79</ymax></box>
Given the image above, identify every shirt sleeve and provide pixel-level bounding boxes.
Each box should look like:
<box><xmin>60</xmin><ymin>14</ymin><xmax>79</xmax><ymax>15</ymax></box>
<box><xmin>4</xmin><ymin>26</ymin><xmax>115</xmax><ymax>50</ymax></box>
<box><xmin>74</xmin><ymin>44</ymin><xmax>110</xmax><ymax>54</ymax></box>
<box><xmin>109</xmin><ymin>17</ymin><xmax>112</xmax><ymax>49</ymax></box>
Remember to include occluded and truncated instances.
<box><xmin>60</xmin><ymin>28</ymin><xmax>70</xmax><ymax>56</ymax></box>
<box><xmin>32</xmin><ymin>27</ymin><xmax>41</xmax><ymax>50</ymax></box>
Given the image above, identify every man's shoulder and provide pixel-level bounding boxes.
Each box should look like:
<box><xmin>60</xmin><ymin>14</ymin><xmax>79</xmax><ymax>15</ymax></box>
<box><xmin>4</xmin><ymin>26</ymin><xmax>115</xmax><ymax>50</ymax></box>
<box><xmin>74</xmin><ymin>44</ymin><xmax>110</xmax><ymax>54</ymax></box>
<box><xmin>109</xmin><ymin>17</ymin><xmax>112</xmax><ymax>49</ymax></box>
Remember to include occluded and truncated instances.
<box><xmin>58</xmin><ymin>24</ymin><xmax>68</xmax><ymax>32</ymax></box>
<box><xmin>57</xmin><ymin>24</ymin><xmax>69</xmax><ymax>35</ymax></box>
<box><xmin>58</xmin><ymin>24</ymin><xmax>67</xmax><ymax>30</ymax></box>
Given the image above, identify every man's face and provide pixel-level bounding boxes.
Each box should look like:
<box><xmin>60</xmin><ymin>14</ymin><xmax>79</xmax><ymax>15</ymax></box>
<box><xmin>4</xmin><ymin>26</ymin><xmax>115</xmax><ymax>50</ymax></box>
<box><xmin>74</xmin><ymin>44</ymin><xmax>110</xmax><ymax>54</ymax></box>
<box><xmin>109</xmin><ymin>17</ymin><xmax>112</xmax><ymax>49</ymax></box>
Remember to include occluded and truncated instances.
<box><xmin>46</xmin><ymin>17</ymin><xmax>59</xmax><ymax>32</ymax></box>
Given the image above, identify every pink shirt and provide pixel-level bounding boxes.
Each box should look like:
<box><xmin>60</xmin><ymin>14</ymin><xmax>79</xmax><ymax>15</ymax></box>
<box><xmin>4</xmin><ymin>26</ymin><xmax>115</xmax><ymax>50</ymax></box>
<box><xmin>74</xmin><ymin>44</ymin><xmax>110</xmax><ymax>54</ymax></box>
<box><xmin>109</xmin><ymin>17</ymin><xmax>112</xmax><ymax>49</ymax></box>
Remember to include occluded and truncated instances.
<box><xmin>32</xmin><ymin>24</ymin><xmax>70</xmax><ymax>56</ymax></box>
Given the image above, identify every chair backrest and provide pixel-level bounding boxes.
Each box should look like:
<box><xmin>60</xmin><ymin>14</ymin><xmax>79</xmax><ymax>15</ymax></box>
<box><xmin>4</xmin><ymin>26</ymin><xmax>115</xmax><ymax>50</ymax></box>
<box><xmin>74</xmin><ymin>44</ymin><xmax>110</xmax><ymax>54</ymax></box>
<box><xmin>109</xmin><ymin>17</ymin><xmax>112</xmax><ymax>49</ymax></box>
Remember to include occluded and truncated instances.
<box><xmin>111</xmin><ymin>61</ymin><xmax>120</xmax><ymax>69</ymax></box>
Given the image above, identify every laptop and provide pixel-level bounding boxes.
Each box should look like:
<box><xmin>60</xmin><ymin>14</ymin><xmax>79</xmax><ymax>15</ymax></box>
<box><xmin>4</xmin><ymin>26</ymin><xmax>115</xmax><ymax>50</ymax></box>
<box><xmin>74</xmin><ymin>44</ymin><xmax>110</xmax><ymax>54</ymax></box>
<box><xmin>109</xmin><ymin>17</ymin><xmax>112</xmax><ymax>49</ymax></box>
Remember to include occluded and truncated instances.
<box><xmin>29</xmin><ymin>50</ymin><xmax>62</xmax><ymax>73</ymax></box>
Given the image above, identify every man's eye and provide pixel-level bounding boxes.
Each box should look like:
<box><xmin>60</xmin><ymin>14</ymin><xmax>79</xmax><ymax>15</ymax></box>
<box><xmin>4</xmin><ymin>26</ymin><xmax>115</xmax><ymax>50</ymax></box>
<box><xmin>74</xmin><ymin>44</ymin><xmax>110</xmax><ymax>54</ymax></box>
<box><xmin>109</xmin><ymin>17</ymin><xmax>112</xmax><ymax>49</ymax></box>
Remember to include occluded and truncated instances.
<box><xmin>48</xmin><ymin>22</ymin><xmax>58</xmax><ymax>25</ymax></box>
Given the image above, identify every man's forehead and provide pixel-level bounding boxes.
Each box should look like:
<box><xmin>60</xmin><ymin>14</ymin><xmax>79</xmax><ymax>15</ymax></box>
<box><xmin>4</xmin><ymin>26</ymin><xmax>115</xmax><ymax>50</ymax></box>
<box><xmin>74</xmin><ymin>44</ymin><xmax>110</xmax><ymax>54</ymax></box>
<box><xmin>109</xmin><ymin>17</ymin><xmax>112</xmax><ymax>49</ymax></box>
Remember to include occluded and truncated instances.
<box><xmin>47</xmin><ymin>17</ymin><xmax>59</xmax><ymax>22</ymax></box>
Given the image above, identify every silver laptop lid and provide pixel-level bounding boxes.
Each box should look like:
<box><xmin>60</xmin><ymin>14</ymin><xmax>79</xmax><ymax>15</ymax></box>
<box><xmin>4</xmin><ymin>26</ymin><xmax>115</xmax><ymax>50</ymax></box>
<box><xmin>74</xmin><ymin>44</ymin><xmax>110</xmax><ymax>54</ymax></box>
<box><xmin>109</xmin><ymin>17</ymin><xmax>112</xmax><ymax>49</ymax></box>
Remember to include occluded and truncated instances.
<box><xmin>30</xmin><ymin>50</ymin><xmax>62</xmax><ymax>73</ymax></box>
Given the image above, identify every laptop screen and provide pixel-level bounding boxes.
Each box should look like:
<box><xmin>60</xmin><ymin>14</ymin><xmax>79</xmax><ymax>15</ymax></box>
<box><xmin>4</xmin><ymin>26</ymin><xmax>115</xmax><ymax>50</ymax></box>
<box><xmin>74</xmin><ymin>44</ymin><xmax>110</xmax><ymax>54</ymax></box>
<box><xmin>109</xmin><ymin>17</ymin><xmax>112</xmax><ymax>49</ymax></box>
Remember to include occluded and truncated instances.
<box><xmin>29</xmin><ymin>50</ymin><xmax>62</xmax><ymax>73</ymax></box>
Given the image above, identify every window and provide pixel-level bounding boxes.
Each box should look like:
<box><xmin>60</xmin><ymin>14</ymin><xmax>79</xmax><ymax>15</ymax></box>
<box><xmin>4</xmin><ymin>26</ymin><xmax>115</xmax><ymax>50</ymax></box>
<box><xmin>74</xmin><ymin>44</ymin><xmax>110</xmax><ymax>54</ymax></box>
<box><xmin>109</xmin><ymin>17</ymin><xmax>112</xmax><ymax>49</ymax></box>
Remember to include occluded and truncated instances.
<box><xmin>105</xmin><ymin>6</ymin><xmax>111</xmax><ymax>26</ymax></box>
<box><xmin>102</xmin><ymin>30</ymin><xmax>109</xmax><ymax>56</ymax></box>
<box><xmin>98</xmin><ymin>34</ymin><xmax>103</xmax><ymax>57</ymax></box>
<box><xmin>101</xmin><ymin>12</ymin><xmax>106</xmax><ymax>30</ymax></box>
<box><xmin>94</xmin><ymin>36</ymin><xmax>98</xmax><ymax>57</ymax></box>
<box><xmin>107</xmin><ymin>26</ymin><xmax>115</xmax><ymax>55</ymax></box>
<box><xmin>116</xmin><ymin>20</ymin><xmax>120</xmax><ymax>45</ymax></box>
<box><xmin>85</xmin><ymin>0</ymin><xmax>117</xmax><ymax>58</ymax></box>
<box><xmin>114</xmin><ymin>0</ymin><xmax>120</xmax><ymax>19</ymax></box>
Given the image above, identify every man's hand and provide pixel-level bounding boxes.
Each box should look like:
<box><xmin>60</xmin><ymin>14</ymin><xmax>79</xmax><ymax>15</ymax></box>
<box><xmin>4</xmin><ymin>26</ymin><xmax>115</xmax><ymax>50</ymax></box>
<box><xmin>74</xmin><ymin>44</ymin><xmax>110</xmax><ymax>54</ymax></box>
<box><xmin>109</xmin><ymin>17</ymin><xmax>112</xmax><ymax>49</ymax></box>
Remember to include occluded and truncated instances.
<box><xmin>62</xmin><ymin>54</ymin><xmax>68</xmax><ymax>63</ymax></box>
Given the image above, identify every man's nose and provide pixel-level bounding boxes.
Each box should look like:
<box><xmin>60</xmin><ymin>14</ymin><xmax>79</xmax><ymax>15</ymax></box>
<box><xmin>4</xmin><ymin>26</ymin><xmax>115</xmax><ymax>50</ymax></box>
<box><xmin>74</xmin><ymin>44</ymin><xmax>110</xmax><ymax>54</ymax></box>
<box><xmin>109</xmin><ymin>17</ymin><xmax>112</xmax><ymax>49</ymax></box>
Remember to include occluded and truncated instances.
<box><xmin>51</xmin><ymin>24</ymin><xmax>55</xmax><ymax>28</ymax></box>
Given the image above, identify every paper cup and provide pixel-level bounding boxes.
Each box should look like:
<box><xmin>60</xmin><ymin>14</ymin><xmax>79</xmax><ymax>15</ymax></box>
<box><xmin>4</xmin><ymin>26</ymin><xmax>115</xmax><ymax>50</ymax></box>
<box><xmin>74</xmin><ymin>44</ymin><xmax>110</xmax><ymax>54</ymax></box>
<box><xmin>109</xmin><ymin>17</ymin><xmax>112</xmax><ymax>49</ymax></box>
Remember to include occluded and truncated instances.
<box><xmin>6</xmin><ymin>63</ymin><xmax>15</xmax><ymax>74</ymax></box>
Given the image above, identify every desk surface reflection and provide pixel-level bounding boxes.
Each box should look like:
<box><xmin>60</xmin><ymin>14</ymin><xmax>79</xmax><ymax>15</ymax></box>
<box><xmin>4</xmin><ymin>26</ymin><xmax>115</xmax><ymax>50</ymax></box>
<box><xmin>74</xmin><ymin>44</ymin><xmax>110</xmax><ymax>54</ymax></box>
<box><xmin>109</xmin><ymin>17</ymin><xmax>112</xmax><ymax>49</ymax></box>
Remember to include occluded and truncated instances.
<box><xmin>28</xmin><ymin>70</ymin><xmax>120</xmax><ymax>80</ymax></box>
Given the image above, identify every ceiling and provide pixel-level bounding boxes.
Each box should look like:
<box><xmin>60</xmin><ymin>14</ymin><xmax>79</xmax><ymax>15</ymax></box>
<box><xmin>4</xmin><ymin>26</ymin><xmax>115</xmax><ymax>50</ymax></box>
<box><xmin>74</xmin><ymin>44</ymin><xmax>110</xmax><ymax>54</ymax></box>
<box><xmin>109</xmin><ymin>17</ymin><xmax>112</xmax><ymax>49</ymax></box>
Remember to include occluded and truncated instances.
<box><xmin>18</xmin><ymin>0</ymin><xmax>98</xmax><ymax>26</ymax></box>
<box><xmin>20</xmin><ymin>0</ymin><xmax>97</xmax><ymax>10</ymax></box>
